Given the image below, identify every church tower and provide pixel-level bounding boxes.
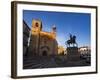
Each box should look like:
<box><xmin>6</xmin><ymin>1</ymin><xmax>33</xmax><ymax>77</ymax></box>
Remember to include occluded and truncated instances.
<box><xmin>31</xmin><ymin>19</ymin><xmax>42</xmax><ymax>34</ymax></box>
<box><xmin>52</xmin><ymin>25</ymin><xmax>56</xmax><ymax>38</ymax></box>
<box><xmin>28</xmin><ymin>19</ymin><xmax>42</xmax><ymax>56</ymax></box>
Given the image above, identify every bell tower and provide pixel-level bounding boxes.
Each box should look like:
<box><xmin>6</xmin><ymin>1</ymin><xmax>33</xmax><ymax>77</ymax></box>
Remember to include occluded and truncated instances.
<box><xmin>52</xmin><ymin>25</ymin><xmax>56</xmax><ymax>38</ymax></box>
<box><xmin>28</xmin><ymin>19</ymin><xmax>42</xmax><ymax>56</ymax></box>
<box><xmin>31</xmin><ymin>19</ymin><xmax>42</xmax><ymax>35</ymax></box>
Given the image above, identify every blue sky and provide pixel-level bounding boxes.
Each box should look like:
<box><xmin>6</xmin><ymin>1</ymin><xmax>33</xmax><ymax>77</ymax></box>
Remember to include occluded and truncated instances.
<box><xmin>23</xmin><ymin>10</ymin><xmax>91</xmax><ymax>48</ymax></box>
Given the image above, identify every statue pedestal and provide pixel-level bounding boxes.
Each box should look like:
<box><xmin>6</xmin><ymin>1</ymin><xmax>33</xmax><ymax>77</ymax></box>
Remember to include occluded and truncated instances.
<box><xmin>67</xmin><ymin>47</ymin><xmax>80</xmax><ymax>61</ymax></box>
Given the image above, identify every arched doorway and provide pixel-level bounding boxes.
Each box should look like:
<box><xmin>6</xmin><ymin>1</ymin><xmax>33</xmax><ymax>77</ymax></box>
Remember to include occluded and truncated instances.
<box><xmin>42</xmin><ymin>50</ymin><xmax>47</xmax><ymax>56</ymax></box>
<box><xmin>41</xmin><ymin>46</ymin><xmax>49</xmax><ymax>56</ymax></box>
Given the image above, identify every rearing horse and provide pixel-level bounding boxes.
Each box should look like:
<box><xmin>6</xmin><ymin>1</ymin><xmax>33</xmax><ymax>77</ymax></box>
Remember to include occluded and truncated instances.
<box><xmin>65</xmin><ymin>34</ymin><xmax>78</xmax><ymax>47</ymax></box>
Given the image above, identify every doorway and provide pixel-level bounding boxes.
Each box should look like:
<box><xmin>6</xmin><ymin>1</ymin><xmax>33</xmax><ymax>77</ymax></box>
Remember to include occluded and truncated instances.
<box><xmin>42</xmin><ymin>51</ymin><xmax>47</xmax><ymax>56</ymax></box>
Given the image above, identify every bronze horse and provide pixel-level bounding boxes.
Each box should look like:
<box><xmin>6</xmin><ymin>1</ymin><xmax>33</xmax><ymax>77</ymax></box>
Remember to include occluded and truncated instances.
<box><xmin>65</xmin><ymin>34</ymin><xmax>78</xmax><ymax>47</ymax></box>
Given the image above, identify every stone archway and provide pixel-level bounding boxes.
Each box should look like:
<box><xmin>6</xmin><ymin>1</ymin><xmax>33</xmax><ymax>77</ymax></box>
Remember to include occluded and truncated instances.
<box><xmin>42</xmin><ymin>50</ymin><xmax>47</xmax><ymax>56</ymax></box>
<box><xmin>40</xmin><ymin>46</ymin><xmax>50</xmax><ymax>56</ymax></box>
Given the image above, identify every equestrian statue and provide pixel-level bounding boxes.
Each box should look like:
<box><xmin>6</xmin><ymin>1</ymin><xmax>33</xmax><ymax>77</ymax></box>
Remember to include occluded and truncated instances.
<box><xmin>65</xmin><ymin>33</ymin><xmax>78</xmax><ymax>47</ymax></box>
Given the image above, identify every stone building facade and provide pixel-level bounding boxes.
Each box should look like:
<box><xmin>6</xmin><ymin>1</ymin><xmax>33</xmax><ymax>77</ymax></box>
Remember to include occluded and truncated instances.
<box><xmin>79</xmin><ymin>46</ymin><xmax>91</xmax><ymax>55</ymax></box>
<box><xmin>23</xmin><ymin>20</ymin><xmax>31</xmax><ymax>56</ymax></box>
<box><xmin>58</xmin><ymin>46</ymin><xmax>65</xmax><ymax>55</ymax></box>
<box><xmin>28</xmin><ymin>19</ymin><xmax>58</xmax><ymax>56</ymax></box>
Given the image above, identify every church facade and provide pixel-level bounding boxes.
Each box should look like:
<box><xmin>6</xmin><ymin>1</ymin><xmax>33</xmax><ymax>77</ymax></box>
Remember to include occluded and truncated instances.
<box><xmin>28</xmin><ymin>19</ymin><xmax>58</xmax><ymax>56</ymax></box>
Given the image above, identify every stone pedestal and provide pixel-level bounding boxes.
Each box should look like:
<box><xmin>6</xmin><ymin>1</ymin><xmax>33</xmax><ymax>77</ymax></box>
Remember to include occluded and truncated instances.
<box><xmin>67</xmin><ymin>47</ymin><xmax>80</xmax><ymax>61</ymax></box>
